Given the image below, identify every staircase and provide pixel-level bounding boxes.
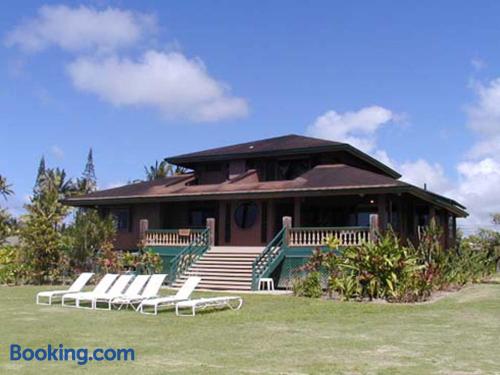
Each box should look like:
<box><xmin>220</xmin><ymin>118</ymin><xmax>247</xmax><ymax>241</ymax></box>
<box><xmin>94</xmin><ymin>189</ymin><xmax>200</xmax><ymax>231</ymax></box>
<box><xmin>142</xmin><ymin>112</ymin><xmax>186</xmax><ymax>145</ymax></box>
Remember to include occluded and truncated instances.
<box><xmin>173</xmin><ymin>246</ymin><xmax>265</xmax><ymax>291</ymax></box>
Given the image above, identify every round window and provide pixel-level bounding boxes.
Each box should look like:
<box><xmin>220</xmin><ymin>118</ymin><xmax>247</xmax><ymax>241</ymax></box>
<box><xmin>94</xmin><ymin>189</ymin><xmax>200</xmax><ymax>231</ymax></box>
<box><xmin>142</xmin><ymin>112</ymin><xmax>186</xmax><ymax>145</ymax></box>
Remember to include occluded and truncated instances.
<box><xmin>234</xmin><ymin>202</ymin><xmax>258</xmax><ymax>229</ymax></box>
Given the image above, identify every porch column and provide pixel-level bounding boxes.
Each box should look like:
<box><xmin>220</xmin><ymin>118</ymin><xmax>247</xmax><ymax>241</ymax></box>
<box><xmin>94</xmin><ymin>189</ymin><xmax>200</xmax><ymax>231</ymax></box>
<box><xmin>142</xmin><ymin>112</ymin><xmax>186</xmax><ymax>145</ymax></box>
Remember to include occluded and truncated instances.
<box><xmin>429</xmin><ymin>206</ymin><xmax>436</xmax><ymax>225</ymax></box>
<box><xmin>377</xmin><ymin>194</ymin><xmax>388</xmax><ymax>231</ymax></box>
<box><xmin>444</xmin><ymin>212</ymin><xmax>450</xmax><ymax>249</ymax></box>
<box><xmin>293</xmin><ymin>197</ymin><xmax>302</xmax><ymax>227</ymax></box>
<box><xmin>452</xmin><ymin>216</ymin><xmax>457</xmax><ymax>248</ymax></box>
<box><xmin>283</xmin><ymin>216</ymin><xmax>292</xmax><ymax>245</ymax></box>
<box><xmin>206</xmin><ymin>218</ymin><xmax>215</xmax><ymax>247</ymax></box>
<box><xmin>139</xmin><ymin>219</ymin><xmax>149</xmax><ymax>241</ymax></box>
<box><xmin>369</xmin><ymin>214</ymin><xmax>379</xmax><ymax>241</ymax></box>
<box><xmin>266</xmin><ymin>199</ymin><xmax>275</xmax><ymax>243</ymax></box>
<box><xmin>396</xmin><ymin>195</ymin><xmax>405</xmax><ymax>239</ymax></box>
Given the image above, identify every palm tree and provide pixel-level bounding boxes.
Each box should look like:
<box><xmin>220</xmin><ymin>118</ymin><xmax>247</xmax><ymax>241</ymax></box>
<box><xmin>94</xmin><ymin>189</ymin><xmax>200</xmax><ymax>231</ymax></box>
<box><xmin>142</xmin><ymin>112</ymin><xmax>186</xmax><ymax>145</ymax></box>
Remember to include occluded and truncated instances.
<box><xmin>39</xmin><ymin>168</ymin><xmax>77</xmax><ymax>199</ymax></box>
<box><xmin>144</xmin><ymin>161</ymin><xmax>189</xmax><ymax>181</ymax></box>
<box><xmin>144</xmin><ymin>161</ymin><xmax>173</xmax><ymax>181</ymax></box>
<box><xmin>0</xmin><ymin>175</ymin><xmax>13</xmax><ymax>200</ymax></box>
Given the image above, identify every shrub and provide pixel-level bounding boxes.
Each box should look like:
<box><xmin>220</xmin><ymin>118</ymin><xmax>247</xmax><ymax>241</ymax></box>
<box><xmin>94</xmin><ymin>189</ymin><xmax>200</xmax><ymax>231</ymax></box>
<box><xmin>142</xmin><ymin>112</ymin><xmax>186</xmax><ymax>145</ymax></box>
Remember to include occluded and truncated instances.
<box><xmin>292</xmin><ymin>271</ymin><xmax>323</xmax><ymax>298</ymax></box>
<box><xmin>0</xmin><ymin>245</ymin><xmax>28</xmax><ymax>285</ymax></box>
<box><xmin>63</xmin><ymin>208</ymin><xmax>116</xmax><ymax>271</ymax></box>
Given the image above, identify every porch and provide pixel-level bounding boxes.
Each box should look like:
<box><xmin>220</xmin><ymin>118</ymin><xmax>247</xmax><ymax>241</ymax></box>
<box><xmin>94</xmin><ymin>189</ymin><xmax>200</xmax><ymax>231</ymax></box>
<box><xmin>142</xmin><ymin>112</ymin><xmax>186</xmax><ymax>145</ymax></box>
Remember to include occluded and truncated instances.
<box><xmin>141</xmin><ymin>217</ymin><xmax>373</xmax><ymax>290</ymax></box>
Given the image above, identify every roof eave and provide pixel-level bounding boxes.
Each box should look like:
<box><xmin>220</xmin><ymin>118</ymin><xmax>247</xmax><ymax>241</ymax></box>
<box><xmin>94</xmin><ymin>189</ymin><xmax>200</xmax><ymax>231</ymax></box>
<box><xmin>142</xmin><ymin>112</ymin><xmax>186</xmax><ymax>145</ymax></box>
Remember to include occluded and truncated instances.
<box><xmin>166</xmin><ymin>143</ymin><xmax>401</xmax><ymax>179</ymax></box>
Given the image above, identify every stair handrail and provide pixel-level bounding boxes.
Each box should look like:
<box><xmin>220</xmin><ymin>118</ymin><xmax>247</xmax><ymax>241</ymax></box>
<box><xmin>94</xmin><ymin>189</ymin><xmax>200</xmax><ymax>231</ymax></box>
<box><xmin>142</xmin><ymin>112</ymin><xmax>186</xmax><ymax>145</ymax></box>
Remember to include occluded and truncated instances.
<box><xmin>168</xmin><ymin>228</ymin><xmax>211</xmax><ymax>285</ymax></box>
<box><xmin>251</xmin><ymin>227</ymin><xmax>287</xmax><ymax>290</ymax></box>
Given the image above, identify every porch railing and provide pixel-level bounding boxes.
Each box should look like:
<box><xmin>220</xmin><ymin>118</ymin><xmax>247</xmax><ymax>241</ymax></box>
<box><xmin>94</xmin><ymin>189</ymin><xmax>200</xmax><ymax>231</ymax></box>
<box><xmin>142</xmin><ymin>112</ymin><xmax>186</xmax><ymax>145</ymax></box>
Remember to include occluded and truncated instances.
<box><xmin>144</xmin><ymin>228</ymin><xmax>205</xmax><ymax>247</ymax></box>
<box><xmin>168</xmin><ymin>228</ymin><xmax>211</xmax><ymax>285</ymax></box>
<box><xmin>288</xmin><ymin>226</ymin><xmax>370</xmax><ymax>247</ymax></box>
<box><xmin>251</xmin><ymin>227</ymin><xmax>287</xmax><ymax>290</ymax></box>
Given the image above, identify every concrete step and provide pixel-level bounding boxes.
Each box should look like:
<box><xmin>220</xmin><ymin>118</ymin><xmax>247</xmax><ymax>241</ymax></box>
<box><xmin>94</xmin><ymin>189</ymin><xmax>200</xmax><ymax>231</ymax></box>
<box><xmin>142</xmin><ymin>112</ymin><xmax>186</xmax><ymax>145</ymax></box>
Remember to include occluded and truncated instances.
<box><xmin>196</xmin><ymin>259</ymin><xmax>253</xmax><ymax>268</ymax></box>
<box><xmin>208</xmin><ymin>246</ymin><xmax>264</xmax><ymax>254</ymax></box>
<box><xmin>186</xmin><ymin>269</ymin><xmax>252</xmax><ymax>276</ymax></box>
<box><xmin>190</xmin><ymin>264</ymin><xmax>252</xmax><ymax>270</ymax></box>
<box><xmin>178</xmin><ymin>274</ymin><xmax>252</xmax><ymax>282</ymax></box>
<box><xmin>203</xmin><ymin>251</ymin><xmax>261</xmax><ymax>257</ymax></box>
<box><xmin>200</xmin><ymin>257</ymin><xmax>256</xmax><ymax>262</ymax></box>
<box><xmin>172</xmin><ymin>246</ymin><xmax>264</xmax><ymax>291</ymax></box>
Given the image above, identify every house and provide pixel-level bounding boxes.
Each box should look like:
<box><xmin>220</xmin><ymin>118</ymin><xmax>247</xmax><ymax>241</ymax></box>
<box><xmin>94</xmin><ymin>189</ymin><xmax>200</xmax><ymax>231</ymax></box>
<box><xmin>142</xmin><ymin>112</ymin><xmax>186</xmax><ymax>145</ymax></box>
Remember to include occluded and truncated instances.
<box><xmin>65</xmin><ymin>134</ymin><xmax>467</xmax><ymax>290</ymax></box>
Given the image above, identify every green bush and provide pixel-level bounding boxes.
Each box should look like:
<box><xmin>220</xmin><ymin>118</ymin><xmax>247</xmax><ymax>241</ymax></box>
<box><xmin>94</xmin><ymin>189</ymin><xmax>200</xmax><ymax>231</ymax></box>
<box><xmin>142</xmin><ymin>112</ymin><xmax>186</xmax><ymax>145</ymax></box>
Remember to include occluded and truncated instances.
<box><xmin>295</xmin><ymin>223</ymin><xmax>497</xmax><ymax>303</ymax></box>
<box><xmin>292</xmin><ymin>271</ymin><xmax>323</xmax><ymax>298</ymax></box>
<box><xmin>0</xmin><ymin>245</ymin><xmax>27</xmax><ymax>285</ymax></box>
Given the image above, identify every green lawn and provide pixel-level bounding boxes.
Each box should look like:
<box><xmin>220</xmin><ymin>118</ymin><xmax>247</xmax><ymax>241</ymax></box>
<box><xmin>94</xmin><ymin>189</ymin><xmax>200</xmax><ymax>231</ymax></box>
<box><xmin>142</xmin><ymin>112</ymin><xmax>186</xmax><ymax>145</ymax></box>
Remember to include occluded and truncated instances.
<box><xmin>0</xmin><ymin>282</ymin><xmax>499</xmax><ymax>375</ymax></box>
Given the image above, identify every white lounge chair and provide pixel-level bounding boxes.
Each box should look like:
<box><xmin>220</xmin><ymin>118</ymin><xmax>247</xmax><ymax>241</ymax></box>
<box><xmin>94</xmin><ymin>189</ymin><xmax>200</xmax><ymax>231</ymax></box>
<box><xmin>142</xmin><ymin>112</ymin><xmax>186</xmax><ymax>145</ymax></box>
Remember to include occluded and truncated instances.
<box><xmin>85</xmin><ymin>274</ymin><xmax>135</xmax><ymax>310</ymax></box>
<box><xmin>175</xmin><ymin>296</ymin><xmax>243</xmax><ymax>317</ymax></box>
<box><xmin>139</xmin><ymin>276</ymin><xmax>201</xmax><ymax>315</ymax></box>
<box><xmin>36</xmin><ymin>273</ymin><xmax>94</xmax><ymax>305</ymax></box>
<box><xmin>92</xmin><ymin>275</ymin><xmax>149</xmax><ymax>310</ymax></box>
<box><xmin>62</xmin><ymin>274</ymin><xmax>118</xmax><ymax>308</ymax></box>
<box><xmin>112</xmin><ymin>274</ymin><xmax>166</xmax><ymax>311</ymax></box>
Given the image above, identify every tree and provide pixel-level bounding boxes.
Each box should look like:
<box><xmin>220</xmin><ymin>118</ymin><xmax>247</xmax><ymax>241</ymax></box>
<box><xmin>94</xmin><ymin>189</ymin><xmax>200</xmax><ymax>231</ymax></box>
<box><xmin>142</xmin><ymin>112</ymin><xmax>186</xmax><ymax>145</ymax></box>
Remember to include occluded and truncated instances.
<box><xmin>20</xmin><ymin>181</ymin><xmax>67</xmax><ymax>283</ymax></box>
<box><xmin>39</xmin><ymin>168</ymin><xmax>77</xmax><ymax>200</ymax></box>
<box><xmin>0</xmin><ymin>175</ymin><xmax>13</xmax><ymax>200</ymax></box>
<box><xmin>77</xmin><ymin>148</ymin><xmax>97</xmax><ymax>194</ymax></box>
<box><xmin>0</xmin><ymin>175</ymin><xmax>14</xmax><ymax>244</ymax></box>
<box><xmin>0</xmin><ymin>209</ymin><xmax>15</xmax><ymax>244</ymax></box>
<box><xmin>34</xmin><ymin>156</ymin><xmax>46</xmax><ymax>194</ymax></box>
<box><xmin>492</xmin><ymin>213</ymin><xmax>500</xmax><ymax>226</ymax></box>
<box><xmin>144</xmin><ymin>160</ymin><xmax>188</xmax><ymax>181</ymax></box>
<box><xmin>20</xmin><ymin>167</ymin><xmax>74</xmax><ymax>283</ymax></box>
<box><xmin>64</xmin><ymin>209</ymin><xmax>116</xmax><ymax>271</ymax></box>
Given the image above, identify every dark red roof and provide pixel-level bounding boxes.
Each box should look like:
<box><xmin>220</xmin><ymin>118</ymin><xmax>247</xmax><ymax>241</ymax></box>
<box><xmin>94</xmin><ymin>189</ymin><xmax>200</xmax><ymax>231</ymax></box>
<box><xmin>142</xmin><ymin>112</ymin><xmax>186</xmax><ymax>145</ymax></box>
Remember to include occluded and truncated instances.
<box><xmin>167</xmin><ymin>134</ymin><xmax>343</xmax><ymax>163</ymax></box>
<box><xmin>65</xmin><ymin>164</ymin><xmax>466</xmax><ymax>216</ymax></box>
<box><xmin>67</xmin><ymin>164</ymin><xmax>403</xmax><ymax>201</ymax></box>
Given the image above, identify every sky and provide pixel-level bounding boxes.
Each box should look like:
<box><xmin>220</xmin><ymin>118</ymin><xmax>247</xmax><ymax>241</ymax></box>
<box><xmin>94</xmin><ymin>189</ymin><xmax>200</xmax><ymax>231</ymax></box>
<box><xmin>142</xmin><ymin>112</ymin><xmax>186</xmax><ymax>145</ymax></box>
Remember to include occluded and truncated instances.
<box><xmin>1</xmin><ymin>1</ymin><xmax>500</xmax><ymax>232</ymax></box>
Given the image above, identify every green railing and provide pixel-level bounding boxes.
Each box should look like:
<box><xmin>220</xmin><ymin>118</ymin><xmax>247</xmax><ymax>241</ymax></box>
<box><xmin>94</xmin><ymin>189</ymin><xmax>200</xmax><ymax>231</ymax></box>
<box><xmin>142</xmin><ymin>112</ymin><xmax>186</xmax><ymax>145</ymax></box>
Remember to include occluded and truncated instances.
<box><xmin>168</xmin><ymin>228</ymin><xmax>211</xmax><ymax>285</ymax></box>
<box><xmin>251</xmin><ymin>227</ymin><xmax>287</xmax><ymax>290</ymax></box>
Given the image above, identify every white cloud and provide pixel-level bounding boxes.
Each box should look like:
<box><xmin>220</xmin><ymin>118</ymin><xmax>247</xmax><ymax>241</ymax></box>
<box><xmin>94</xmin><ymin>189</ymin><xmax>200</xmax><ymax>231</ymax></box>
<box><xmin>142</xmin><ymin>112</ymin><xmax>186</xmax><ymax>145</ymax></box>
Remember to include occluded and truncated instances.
<box><xmin>449</xmin><ymin>78</ymin><xmax>500</xmax><ymax>226</ymax></box>
<box><xmin>67</xmin><ymin>51</ymin><xmax>249</xmax><ymax>122</ymax></box>
<box><xmin>50</xmin><ymin>145</ymin><xmax>64</xmax><ymax>159</ymax></box>
<box><xmin>305</xmin><ymin>99</ymin><xmax>500</xmax><ymax>228</ymax></box>
<box><xmin>399</xmin><ymin>159</ymin><xmax>451</xmax><ymax>193</ymax></box>
<box><xmin>466</xmin><ymin>79</ymin><xmax>500</xmax><ymax>136</ymax></box>
<box><xmin>306</xmin><ymin>106</ymin><xmax>395</xmax><ymax>153</ymax></box>
<box><xmin>5</xmin><ymin>5</ymin><xmax>156</xmax><ymax>53</ymax></box>
<box><xmin>5</xmin><ymin>5</ymin><xmax>248</xmax><ymax>123</ymax></box>
<box><xmin>446</xmin><ymin>159</ymin><xmax>500</xmax><ymax>227</ymax></box>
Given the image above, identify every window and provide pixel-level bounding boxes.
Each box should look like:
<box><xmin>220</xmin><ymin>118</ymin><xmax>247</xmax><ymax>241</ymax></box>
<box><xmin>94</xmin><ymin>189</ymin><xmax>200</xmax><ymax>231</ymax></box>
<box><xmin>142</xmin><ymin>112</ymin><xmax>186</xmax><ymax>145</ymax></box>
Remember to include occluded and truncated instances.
<box><xmin>112</xmin><ymin>208</ymin><xmax>130</xmax><ymax>232</ymax></box>
<box><xmin>356</xmin><ymin>212</ymin><xmax>371</xmax><ymax>227</ymax></box>
<box><xmin>234</xmin><ymin>202</ymin><xmax>258</xmax><ymax>229</ymax></box>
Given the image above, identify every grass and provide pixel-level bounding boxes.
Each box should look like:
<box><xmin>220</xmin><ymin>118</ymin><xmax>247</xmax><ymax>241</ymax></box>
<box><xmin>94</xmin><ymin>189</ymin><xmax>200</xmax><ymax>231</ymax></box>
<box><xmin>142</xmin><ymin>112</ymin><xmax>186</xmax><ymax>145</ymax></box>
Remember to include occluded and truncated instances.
<box><xmin>0</xmin><ymin>282</ymin><xmax>499</xmax><ymax>374</ymax></box>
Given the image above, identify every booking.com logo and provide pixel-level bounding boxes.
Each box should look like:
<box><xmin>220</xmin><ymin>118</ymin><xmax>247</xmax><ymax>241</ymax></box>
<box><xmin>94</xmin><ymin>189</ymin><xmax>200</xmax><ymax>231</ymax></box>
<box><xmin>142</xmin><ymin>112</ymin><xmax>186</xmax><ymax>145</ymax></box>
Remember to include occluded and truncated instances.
<box><xmin>10</xmin><ymin>344</ymin><xmax>135</xmax><ymax>366</ymax></box>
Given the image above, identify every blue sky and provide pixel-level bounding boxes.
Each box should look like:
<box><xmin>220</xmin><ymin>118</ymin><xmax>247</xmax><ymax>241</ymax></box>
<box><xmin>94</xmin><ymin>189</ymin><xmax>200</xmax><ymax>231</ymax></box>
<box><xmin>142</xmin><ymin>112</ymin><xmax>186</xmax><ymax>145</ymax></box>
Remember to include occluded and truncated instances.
<box><xmin>1</xmin><ymin>1</ymin><xmax>500</xmax><ymax>229</ymax></box>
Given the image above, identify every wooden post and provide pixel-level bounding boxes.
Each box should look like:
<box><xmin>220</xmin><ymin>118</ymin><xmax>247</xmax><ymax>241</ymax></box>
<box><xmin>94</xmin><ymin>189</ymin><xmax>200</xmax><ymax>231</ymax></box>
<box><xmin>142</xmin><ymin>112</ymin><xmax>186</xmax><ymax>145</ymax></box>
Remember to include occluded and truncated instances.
<box><xmin>429</xmin><ymin>206</ymin><xmax>436</xmax><ymax>225</ymax></box>
<box><xmin>282</xmin><ymin>216</ymin><xmax>292</xmax><ymax>245</ymax></box>
<box><xmin>369</xmin><ymin>214</ymin><xmax>379</xmax><ymax>242</ymax></box>
<box><xmin>139</xmin><ymin>219</ymin><xmax>149</xmax><ymax>241</ymax></box>
<box><xmin>267</xmin><ymin>200</ymin><xmax>275</xmax><ymax>244</ymax></box>
<box><xmin>452</xmin><ymin>216</ymin><xmax>457</xmax><ymax>248</ymax></box>
<box><xmin>444</xmin><ymin>212</ymin><xmax>450</xmax><ymax>249</ymax></box>
<box><xmin>377</xmin><ymin>195</ymin><xmax>387</xmax><ymax>231</ymax></box>
<box><xmin>206</xmin><ymin>217</ymin><xmax>215</xmax><ymax>247</ymax></box>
